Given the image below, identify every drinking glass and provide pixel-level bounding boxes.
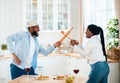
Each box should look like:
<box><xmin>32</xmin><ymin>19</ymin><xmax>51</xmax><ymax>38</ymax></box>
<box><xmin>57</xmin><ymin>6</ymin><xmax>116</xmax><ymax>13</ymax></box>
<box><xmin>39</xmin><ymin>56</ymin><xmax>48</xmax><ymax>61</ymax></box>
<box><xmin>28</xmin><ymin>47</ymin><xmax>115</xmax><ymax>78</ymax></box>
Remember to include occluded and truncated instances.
<box><xmin>25</xmin><ymin>68</ymin><xmax>31</xmax><ymax>81</ymax></box>
<box><xmin>73</xmin><ymin>69</ymin><xmax>79</xmax><ymax>74</ymax></box>
<box><xmin>73</xmin><ymin>68</ymin><xmax>79</xmax><ymax>83</ymax></box>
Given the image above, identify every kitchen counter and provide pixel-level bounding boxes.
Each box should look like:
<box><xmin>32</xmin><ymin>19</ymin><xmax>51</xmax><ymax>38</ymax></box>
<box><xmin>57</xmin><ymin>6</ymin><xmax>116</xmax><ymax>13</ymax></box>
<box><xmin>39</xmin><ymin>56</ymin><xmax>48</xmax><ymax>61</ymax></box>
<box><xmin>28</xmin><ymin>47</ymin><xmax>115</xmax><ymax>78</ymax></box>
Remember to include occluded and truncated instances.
<box><xmin>48</xmin><ymin>53</ymin><xmax>120</xmax><ymax>63</ymax></box>
<box><xmin>107</xmin><ymin>59</ymin><xmax>120</xmax><ymax>63</ymax></box>
<box><xmin>8</xmin><ymin>75</ymin><xmax>88</xmax><ymax>83</ymax></box>
<box><xmin>0</xmin><ymin>55</ymin><xmax>12</xmax><ymax>60</ymax></box>
<box><xmin>0</xmin><ymin>53</ymin><xmax>120</xmax><ymax>63</ymax></box>
<box><xmin>0</xmin><ymin>53</ymin><xmax>119</xmax><ymax>83</ymax></box>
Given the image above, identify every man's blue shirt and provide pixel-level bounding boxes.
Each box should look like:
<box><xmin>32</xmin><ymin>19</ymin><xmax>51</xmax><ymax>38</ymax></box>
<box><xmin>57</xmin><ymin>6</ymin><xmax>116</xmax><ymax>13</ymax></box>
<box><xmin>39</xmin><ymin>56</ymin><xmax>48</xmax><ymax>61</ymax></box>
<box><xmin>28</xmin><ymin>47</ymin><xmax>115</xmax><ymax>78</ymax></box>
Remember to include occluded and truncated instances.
<box><xmin>7</xmin><ymin>31</ymin><xmax>55</xmax><ymax>69</ymax></box>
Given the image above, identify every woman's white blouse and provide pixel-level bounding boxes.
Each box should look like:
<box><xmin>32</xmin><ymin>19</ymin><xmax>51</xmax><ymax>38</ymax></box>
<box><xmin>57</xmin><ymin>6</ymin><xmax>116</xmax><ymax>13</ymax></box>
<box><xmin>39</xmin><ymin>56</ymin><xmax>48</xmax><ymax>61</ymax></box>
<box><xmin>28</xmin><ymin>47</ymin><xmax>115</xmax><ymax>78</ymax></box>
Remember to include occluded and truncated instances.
<box><xmin>74</xmin><ymin>35</ymin><xmax>106</xmax><ymax>64</ymax></box>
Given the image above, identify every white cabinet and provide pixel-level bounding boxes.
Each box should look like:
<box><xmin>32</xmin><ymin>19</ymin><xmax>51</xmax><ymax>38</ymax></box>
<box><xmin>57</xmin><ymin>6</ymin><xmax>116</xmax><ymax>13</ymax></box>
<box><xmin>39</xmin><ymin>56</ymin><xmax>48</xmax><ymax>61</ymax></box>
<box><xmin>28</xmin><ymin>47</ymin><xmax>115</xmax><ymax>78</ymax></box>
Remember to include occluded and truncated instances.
<box><xmin>0</xmin><ymin>56</ymin><xmax>119</xmax><ymax>83</ymax></box>
<box><xmin>66</xmin><ymin>57</ymin><xmax>90</xmax><ymax>76</ymax></box>
<box><xmin>36</xmin><ymin>56</ymin><xmax>67</xmax><ymax>76</ymax></box>
<box><xmin>108</xmin><ymin>63</ymin><xmax>120</xmax><ymax>83</ymax></box>
<box><xmin>36</xmin><ymin>56</ymin><xmax>90</xmax><ymax>77</ymax></box>
<box><xmin>36</xmin><ymin>56</ymin><xmax>120</xmax><ymax>83</ymax></box>
<box><xmin>0</xmin><ymin>59</ymin><xmax>11</xmax><ymax>83</ymax></box>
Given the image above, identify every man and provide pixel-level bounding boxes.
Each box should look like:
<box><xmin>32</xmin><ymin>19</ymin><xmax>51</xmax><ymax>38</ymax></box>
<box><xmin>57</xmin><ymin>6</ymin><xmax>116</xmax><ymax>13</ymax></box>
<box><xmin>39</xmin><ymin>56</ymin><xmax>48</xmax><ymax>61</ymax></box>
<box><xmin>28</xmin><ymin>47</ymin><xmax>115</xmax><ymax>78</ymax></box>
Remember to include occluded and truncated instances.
<box><xmin>7</xmin><ymin>21</ymin><xmax>61</xmax><ymax>79</ymax></box>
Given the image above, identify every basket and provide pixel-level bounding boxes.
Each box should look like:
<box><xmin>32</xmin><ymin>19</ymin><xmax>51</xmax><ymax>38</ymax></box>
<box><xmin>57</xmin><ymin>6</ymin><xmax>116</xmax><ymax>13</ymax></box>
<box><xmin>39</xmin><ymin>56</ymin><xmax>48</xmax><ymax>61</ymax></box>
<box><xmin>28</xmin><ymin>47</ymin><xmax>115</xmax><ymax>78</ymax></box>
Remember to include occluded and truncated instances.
<box><xmin>107</xmin><ymin>47</ymin><xmax>120</xmax><ymax>60</ymax></box>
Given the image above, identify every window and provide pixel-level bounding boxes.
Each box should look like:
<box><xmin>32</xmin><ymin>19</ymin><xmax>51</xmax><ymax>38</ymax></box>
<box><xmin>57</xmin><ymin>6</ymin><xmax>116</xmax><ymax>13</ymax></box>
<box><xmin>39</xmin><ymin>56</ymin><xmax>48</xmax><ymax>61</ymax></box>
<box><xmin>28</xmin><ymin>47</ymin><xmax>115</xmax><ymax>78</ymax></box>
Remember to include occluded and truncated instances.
<box><xmin>25</xmin><ymin>0</ymin><xmax>70</xmax><ymax>31</ymax></box>
<box><xmin>91</xmin><ymin>0</ymin><xmax>115</xmax><ymax>44</ymax></box>
<box><xmin>90</xmin><ymin>0</ymin><xmax>115</xmax><ymax>27</ymax></box>
<box><xmin>25</xmin><ymin>0</ymin><xmax>38</xmax><ymax>21</ymax></box>
<box><xmin>83</xmin><ymin>0</ymin><xmax>115</xmax><ymax>44</ymax></box>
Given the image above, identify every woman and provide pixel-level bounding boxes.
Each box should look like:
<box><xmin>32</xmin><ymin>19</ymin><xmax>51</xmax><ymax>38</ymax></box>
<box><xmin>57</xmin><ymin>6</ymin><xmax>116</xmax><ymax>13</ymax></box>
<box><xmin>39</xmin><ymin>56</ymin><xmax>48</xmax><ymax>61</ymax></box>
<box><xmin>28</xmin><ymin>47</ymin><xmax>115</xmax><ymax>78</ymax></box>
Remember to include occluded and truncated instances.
<box><xmin>70</xmin><ymin>24</ymin><xmax>110</xmax><ymax>83</ymax></box>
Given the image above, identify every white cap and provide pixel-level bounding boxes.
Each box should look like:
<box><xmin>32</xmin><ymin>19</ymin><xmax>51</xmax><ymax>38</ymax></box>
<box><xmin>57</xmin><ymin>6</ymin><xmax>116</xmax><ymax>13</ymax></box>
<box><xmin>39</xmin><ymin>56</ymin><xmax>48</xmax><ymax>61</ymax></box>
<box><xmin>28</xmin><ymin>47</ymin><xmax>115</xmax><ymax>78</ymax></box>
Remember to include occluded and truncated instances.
<box><xmin>27</xmin><ymin>21</ymin><xmax>38</xmax><ymax>27</ymax></box>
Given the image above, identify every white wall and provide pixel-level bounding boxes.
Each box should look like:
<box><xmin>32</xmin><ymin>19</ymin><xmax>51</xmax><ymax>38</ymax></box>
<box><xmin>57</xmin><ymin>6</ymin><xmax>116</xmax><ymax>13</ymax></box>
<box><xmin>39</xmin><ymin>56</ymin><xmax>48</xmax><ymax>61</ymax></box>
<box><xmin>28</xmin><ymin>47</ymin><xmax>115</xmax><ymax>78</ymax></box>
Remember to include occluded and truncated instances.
<box><xmin>70</xmin><ymin>0</ymin><xmax>81</xmax><ymax>41</ymax></box>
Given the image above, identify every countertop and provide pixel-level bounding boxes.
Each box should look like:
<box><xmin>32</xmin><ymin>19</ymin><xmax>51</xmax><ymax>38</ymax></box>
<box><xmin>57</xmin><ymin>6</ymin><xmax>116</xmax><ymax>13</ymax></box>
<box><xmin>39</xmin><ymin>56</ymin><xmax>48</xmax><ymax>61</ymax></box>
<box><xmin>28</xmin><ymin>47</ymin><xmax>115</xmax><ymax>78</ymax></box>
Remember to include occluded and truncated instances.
<box><xmin>0</xmin><ymin>55</ymin><xmax>12</xmax><ymax>59</ymax></box>
<box><xmin>0</xmin><ymin>53</ymin><xmax>120</xmax><ymax>63</ymax></box>
<box><xmin>8</xmin><ymin>75</ymin><xmax>88</xmax><ymax>83</ymax></box>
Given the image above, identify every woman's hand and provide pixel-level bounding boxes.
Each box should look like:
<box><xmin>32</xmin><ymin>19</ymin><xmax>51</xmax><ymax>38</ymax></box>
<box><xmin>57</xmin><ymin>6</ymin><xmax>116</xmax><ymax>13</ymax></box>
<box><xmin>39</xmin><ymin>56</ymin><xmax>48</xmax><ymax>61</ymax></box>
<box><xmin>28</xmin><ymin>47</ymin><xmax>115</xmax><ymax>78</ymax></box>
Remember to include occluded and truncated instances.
<box><xmin>54</xmin><ymin>41</ymin><xmax>61</xmax><ymax>48</ymax></box>
<box><xmin>12</xmin><ymin>53</ymin><xmax>21</xmax><ymax>65</ymax></box>
<box><xmin>70</xmin><ymin>40</ymin><xmax>79</xmax><ymax>46</ymax></box>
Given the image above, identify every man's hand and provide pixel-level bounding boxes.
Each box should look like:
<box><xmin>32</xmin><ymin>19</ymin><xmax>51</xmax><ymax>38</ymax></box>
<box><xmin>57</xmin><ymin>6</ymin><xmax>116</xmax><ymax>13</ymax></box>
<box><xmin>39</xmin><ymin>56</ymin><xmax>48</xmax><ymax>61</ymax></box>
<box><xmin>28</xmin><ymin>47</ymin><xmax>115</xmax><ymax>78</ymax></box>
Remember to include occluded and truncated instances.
<box><xmin>70</xmin><ymin>40</ymin><xmax>79</xmax><ymax>46</ymax></box>
<box><xmin>12</xmin><ymin>53</ymin><xmax>21</xmax><ymax>65</ymax></box>
<box><xmin>54</xmin><ymin>41</ymin><xmax>61</xmax><ymax>48</ymax></box>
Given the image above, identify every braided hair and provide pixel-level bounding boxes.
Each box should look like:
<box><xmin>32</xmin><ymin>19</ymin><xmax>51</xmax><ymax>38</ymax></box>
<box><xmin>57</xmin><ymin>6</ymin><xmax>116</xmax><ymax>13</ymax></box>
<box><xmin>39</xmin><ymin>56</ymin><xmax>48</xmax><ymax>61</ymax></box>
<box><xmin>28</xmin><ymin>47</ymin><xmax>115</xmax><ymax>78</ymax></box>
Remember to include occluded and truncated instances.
<box><xmin>88</xmin><ymin>24</ymin><xmax>107</xmax><ymax>61</ymax></box>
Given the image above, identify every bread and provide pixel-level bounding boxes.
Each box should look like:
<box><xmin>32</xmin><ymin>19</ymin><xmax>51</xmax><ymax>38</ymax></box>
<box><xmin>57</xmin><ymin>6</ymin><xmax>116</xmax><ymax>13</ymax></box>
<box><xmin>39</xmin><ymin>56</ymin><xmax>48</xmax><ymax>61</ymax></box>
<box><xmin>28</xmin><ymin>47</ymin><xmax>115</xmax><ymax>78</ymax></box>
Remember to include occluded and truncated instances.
<box><xmin>35</xmin><ymin>75</ymin><xmax>49</xmax><ymax>80</ymax></box>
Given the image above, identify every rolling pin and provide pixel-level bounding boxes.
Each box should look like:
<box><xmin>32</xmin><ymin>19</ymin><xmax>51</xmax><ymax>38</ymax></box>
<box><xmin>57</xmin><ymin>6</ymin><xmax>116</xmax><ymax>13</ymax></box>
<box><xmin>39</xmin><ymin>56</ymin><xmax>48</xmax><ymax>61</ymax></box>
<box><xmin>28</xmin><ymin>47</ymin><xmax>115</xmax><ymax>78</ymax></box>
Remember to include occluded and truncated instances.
<box><xmin>61</xmin><ymin>30</ymin><xmax>79</xmax><ymax>46</ymax></box>
<box><xmin>59</xmin><ymin>27</ymin><xmax>74</xmax><ymax>43</ymax></box>
<box><xmin>61</xmin><ymin>31</ymin><xmax>72</xmax><ymax>40</ymax></box>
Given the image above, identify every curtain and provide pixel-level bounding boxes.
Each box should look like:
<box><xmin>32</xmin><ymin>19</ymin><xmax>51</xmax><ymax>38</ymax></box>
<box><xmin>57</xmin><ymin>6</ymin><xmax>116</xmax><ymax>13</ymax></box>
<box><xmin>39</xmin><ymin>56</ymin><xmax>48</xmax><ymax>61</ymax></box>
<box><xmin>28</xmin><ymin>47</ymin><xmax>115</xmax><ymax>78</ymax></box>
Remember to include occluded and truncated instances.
<box><xmin>114</xmin><ymin>0</ymin><xmax>120</xmax><ymax>48</ymax></box>
<box><xmin>79</xmin><ymin>0</ymin><xmax>84</xmax><ymax>44</ymax></box>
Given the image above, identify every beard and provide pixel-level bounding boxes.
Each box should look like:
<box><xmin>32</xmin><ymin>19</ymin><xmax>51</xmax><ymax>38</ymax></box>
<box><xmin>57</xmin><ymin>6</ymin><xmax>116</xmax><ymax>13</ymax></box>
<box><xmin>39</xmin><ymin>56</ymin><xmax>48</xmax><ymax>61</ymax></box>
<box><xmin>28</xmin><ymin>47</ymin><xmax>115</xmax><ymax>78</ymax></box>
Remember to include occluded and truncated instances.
<box><xmin>32</xmin><ymin>31</ymin><xmax>39</xmax><ymax>37</ymax></box>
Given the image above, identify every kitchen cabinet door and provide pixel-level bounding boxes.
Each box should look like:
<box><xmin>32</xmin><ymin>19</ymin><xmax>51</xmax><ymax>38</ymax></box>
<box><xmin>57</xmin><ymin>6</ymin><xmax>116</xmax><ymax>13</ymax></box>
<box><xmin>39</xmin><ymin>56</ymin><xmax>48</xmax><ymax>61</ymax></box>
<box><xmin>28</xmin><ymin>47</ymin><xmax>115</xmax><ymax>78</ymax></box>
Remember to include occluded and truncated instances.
<box><xmin>36</xmin><ymin>56</ymin><xmax>91</xmax><ymax>77</ymax></box>
<box><xmin>0</xmin><ymin>59</ymin><xmax>11</xmax><ymax>83</ymax></box>
<box><xmin>108</xmin><ymin>63</ymin><xmax>120</xmax><ymax>83</ymax></box>
<box><xmin>36</xmin><ymin>56</ymin><xmax>67</xmax><ymax>76</ymax></box>
<box><xmin>66</xmin><ymin>57</ymin><xmax>91</xmax><ymax>76</ymax></box>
